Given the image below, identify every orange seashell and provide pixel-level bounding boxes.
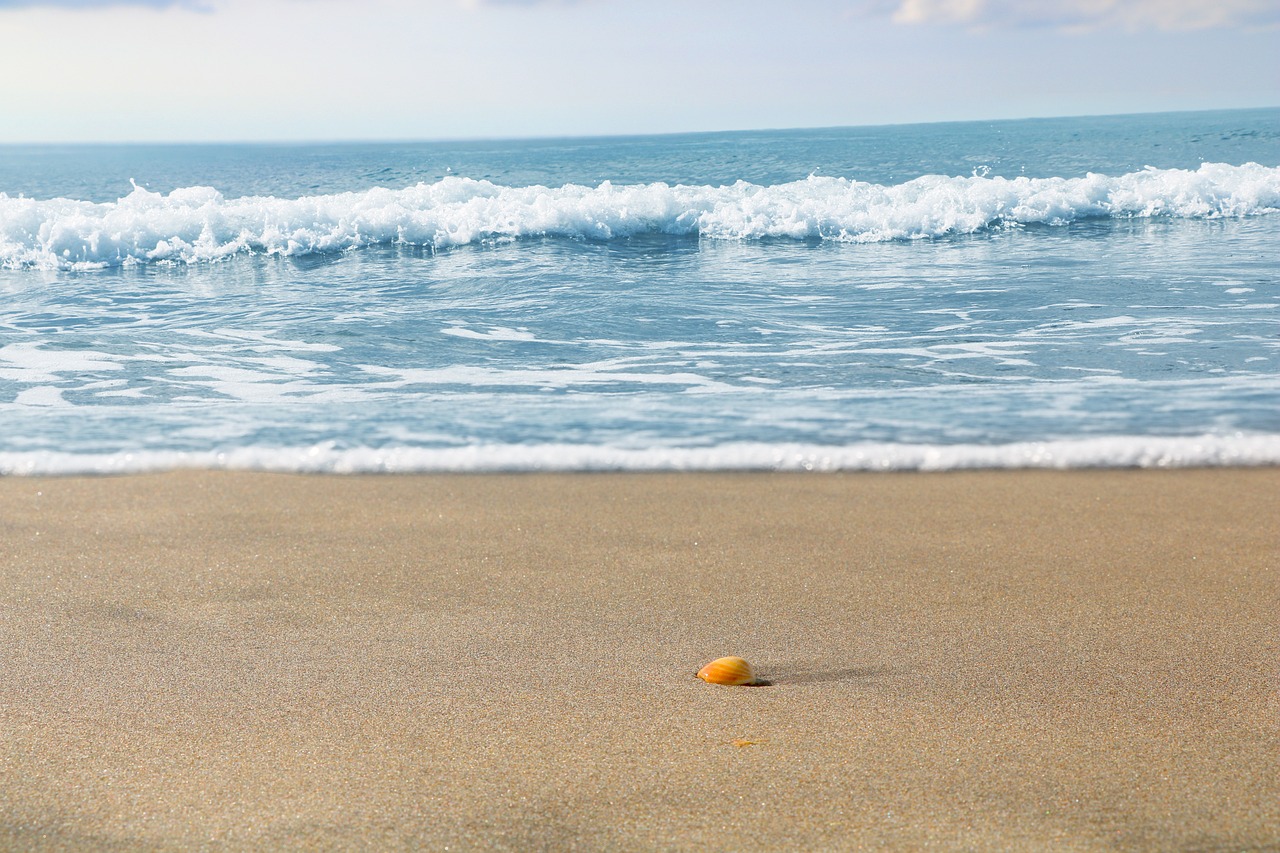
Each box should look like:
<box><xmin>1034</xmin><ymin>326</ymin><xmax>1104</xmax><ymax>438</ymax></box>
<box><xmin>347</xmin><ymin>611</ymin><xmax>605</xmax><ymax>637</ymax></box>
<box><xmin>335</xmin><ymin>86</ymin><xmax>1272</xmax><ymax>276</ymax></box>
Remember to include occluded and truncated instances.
<box><xmin>696</xmin><ymin>656</ymin><xmax>757</xmax><ymax>686</ymax></box>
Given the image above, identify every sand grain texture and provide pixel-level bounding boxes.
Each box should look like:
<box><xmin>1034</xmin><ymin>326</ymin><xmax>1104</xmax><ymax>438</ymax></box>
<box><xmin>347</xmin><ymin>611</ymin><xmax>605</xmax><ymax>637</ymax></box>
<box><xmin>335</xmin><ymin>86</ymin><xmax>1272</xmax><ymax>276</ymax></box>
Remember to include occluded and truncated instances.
<box><xmin>1</xmin><ymin>470</ymin><xmax>1277</xmax><ymax>850</ymax></box>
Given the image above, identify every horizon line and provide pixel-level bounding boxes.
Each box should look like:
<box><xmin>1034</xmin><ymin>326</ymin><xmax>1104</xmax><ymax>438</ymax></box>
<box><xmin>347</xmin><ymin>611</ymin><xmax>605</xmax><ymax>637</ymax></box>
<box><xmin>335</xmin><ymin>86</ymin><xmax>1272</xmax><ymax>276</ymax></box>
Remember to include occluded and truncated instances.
<box><xmin>3</xmin><ymin>104</ymin><xmax>1276</xmax><ymax>148</ymax></box>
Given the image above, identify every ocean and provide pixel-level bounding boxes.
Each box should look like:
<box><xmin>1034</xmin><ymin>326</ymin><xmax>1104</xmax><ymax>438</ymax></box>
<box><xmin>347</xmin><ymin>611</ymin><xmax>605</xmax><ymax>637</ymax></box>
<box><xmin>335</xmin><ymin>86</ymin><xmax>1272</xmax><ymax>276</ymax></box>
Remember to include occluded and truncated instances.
<box><xmin>1</xmin><ymin>108</ymin><xmax>1277</xmax><ymax>474</ymax></box>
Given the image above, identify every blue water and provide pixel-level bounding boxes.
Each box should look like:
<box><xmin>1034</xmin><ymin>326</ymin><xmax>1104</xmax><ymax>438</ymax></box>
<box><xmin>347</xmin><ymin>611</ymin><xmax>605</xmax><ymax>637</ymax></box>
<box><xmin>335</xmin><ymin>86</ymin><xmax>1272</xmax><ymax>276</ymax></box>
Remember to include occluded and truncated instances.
<box><xmin>1</xmin><ymin>109</ymin><xmax>1278</xmax><ymax>473</ymax></box>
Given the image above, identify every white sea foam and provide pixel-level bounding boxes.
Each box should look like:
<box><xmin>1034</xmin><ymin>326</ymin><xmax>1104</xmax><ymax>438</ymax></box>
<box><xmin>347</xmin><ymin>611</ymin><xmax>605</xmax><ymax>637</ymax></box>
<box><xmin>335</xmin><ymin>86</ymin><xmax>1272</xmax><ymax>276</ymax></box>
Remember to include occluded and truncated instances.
<box><xmin>2</xmin><ymin>163</ymin><xmax>1277</xmax><ymax>269</ymax></box>
<box><xmin>1</xmin><ymin>434</ymin><xmax>1277</xmax><ymax>476</ymax></box>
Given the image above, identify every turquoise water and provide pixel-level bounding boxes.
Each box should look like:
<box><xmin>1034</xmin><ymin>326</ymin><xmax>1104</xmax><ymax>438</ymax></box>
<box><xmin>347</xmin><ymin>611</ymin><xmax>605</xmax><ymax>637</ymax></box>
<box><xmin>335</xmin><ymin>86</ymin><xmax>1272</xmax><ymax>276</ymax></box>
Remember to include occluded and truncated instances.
<box><xmin>1</xmin><ymin>109</ymin><xmax>1277</xmax><ymax>472</ymax></box>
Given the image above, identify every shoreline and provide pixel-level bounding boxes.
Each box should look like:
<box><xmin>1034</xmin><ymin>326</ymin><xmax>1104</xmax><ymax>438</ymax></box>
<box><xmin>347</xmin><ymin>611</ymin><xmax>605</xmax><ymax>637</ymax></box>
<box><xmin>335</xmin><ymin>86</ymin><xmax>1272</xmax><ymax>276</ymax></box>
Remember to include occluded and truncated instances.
<box><xmin>4</xmin><ymin>431</ymin><xmax>1280</xmax><ymax>477</ymax></box>
<box><xmin>2</xmin><ymin>468</ymin><xmax>1277</xmax><ymax>850</ymax></box>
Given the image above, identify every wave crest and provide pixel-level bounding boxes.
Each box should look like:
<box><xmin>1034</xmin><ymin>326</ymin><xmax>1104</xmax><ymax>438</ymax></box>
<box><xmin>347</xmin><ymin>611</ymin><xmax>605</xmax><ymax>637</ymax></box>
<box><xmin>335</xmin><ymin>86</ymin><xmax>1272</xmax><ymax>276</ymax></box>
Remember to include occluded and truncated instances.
<box><xmin>2</xmin><ymin>163</ymin><xmax>1277</xmax><ymax>269</ymax></box>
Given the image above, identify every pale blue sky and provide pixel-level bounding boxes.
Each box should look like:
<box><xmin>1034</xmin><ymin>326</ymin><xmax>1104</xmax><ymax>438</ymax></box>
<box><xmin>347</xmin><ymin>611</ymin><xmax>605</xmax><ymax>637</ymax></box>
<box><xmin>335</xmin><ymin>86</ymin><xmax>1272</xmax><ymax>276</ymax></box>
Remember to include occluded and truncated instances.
<box><xmin>1</xmin><ymin>0</ymin><xmax>1276</xmax><ymax>142</ymax></box>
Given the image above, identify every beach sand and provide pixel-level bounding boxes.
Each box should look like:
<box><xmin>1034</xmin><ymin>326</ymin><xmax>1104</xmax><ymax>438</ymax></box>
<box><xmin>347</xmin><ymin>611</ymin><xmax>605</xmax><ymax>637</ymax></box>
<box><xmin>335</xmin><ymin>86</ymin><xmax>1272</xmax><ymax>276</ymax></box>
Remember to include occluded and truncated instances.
<box><xmin>1</xmin><ymin>469</ymin><xmax>1276</xmax><ymax>851</ymax></box>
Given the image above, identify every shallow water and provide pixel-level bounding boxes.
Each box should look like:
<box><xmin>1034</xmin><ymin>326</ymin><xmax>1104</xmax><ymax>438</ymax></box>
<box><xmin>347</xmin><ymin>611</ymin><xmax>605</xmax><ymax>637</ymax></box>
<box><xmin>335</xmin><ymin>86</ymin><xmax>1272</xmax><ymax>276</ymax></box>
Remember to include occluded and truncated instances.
<box><xmin>1</xmin><ymin>109</ymin><xmax>1277</xmax><ymax>472</ymax></box>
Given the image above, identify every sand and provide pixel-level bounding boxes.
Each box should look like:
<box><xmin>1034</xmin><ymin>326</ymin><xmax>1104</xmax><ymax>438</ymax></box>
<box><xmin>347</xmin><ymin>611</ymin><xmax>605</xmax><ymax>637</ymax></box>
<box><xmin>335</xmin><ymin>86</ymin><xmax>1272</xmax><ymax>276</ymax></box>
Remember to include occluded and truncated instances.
<box><xmin>1</xmin><ymin>469</ymin><xmax>1277</xmax><ymax>851</ymax></box>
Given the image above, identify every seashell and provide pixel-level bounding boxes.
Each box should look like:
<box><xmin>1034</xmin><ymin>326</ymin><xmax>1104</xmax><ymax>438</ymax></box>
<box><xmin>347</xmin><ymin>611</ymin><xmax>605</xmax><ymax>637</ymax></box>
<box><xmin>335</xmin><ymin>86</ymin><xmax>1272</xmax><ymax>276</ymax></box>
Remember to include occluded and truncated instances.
<box><xmin>696</xmin><ymin>656</ymin><xmax>757</xmax><ymax>686</ymax></box>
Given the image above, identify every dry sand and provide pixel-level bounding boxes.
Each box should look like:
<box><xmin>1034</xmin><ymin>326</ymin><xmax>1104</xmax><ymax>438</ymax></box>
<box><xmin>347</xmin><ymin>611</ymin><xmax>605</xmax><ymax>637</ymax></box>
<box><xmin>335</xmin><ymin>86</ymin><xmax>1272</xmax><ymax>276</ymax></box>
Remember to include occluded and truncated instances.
<box><xmin>1</xmin><ymin>469</ymin><xmax>1277</xmax><ymax>851</ymax></box>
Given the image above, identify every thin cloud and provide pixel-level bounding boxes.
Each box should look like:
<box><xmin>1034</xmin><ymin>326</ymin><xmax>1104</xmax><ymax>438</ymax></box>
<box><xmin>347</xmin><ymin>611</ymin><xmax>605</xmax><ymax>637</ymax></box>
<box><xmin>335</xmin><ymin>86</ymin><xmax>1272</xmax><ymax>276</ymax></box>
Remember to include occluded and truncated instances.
<box><xmin>459</xmin><ymin>0</ymin><xmax>586</xmax><ymax>6</ymax></box>
<box><xmin>461</xmin><ymin>0</ymin><xmax>590</xmax><ymax>7</ymax></box>
<box><xmin>879</xmin><ymin>0</ymin><xmax>1280</xmax><ymax>31</ymax></box>
<box><xmin>0</xmin><ymin>0</ymin><xmax>205</xmax><ymax>8</ymax></box>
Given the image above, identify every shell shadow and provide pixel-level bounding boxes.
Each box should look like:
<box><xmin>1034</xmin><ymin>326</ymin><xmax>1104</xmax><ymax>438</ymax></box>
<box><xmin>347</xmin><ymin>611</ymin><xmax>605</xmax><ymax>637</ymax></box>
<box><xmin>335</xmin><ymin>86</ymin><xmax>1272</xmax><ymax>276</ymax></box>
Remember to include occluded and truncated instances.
<box><xmin>692</xmin><ymin>673</ymin><xmax>774</xmax><ymax>687</ymax></box>
<box><xmin>762</xmin><ymin>664</ymin><xmax>890</xmax><ymax>686</ymax></box>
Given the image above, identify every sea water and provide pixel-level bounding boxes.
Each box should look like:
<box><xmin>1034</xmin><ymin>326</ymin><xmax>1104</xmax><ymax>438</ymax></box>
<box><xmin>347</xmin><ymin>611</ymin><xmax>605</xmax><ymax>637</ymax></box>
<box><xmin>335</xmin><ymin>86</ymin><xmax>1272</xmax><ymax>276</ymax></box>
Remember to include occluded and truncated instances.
<box><xmin>1</xmin><ymin>109</ymin><xmax>1277</xmax><ymax>473</ymax></box>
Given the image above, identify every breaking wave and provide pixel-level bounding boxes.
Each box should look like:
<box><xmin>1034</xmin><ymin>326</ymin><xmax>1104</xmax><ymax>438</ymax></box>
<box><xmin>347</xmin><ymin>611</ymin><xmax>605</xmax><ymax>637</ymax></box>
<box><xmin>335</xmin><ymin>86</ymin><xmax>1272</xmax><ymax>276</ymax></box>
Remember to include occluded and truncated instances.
<box><xmin>3</xmin><ymin>162</ymin><xmax>1278</xmax><ymax>269</ymax></box>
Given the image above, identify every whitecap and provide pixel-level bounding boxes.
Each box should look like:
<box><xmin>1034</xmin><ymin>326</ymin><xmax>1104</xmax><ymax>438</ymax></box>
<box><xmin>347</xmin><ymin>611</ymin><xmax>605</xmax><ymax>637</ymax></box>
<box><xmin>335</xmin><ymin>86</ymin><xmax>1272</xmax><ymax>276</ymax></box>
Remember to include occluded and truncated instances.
<box><xmin>3</xmin><ymin>163</ymin><xmax>1276</xmax><ymax>270</ymax></box>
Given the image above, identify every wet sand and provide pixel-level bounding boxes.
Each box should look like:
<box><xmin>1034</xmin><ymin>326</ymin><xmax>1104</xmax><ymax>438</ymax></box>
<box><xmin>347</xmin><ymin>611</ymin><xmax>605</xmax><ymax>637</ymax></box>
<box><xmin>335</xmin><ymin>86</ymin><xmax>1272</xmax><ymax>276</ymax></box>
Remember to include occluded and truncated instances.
<box><xmin>1</xmin><ymin>469</ymin><xmax>1277</xmax><ymax>850</ymax></box>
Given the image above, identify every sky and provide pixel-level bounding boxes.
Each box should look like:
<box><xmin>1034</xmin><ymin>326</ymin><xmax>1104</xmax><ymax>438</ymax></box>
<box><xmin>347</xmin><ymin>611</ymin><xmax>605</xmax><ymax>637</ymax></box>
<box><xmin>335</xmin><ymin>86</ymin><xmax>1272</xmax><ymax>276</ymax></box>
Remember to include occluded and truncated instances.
<box><xmin>0</xmin><ymin>0</ymin><xmax>1276</xmax><ymax>143</ymax></box>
